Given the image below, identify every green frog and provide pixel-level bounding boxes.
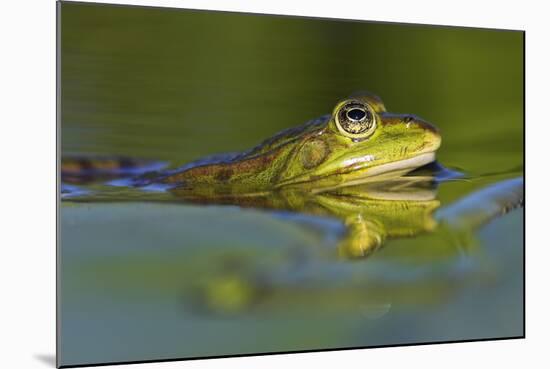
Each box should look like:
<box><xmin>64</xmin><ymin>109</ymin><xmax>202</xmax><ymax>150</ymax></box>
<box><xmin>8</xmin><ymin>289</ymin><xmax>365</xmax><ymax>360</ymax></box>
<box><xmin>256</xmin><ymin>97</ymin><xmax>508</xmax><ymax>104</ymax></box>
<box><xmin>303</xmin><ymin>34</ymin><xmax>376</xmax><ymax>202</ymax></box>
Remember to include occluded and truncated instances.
<box><xmin>62</xmin><ymin>92</ymin><xmax>440</xmax><ymax>194</ymax></box>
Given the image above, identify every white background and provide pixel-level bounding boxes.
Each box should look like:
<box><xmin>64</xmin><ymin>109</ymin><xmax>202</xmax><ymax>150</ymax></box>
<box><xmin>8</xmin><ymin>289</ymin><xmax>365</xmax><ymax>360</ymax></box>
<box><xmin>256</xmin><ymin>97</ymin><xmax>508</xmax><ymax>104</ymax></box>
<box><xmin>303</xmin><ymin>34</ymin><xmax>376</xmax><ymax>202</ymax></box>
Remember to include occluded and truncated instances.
<box><xmin>1</xmin><ymin>0</ymin><xmax>547</xmax><ymax>368</ymax></box>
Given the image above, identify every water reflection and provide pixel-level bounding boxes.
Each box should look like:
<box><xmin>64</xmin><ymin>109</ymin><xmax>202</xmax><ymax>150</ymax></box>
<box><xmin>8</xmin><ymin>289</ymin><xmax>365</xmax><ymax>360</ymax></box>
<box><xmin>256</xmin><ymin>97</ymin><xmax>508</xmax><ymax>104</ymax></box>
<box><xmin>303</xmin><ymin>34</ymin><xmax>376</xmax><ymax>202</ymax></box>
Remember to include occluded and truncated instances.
<box><xmin>173</xmin><ymin>175</ymin><xmax>441</xmax><ymax>259</ymax></box>
<box><xmin>62</xmin><ymin>163</ymin><xmax>522</xmax><ymax>316</ymax></box>
<box><xmin>172</xmin><ymin>175</ymin><xmax>522</xmax><ymax>315</ymax></box>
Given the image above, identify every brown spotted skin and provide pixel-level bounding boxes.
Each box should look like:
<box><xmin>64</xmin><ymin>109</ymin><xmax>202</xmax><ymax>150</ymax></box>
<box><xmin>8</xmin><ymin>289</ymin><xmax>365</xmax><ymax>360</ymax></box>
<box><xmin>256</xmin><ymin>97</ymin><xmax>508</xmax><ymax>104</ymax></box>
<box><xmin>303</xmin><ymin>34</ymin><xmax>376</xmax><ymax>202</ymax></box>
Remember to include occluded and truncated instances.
<box><xmin>155</xmin><ymin>114</ymin><xmax>333</xmax><ymax>192</ymax></box>
<box><xmin>61</xmin><ymin>156</ymin><xmax>167</xmax><ymax>184</ymax></box>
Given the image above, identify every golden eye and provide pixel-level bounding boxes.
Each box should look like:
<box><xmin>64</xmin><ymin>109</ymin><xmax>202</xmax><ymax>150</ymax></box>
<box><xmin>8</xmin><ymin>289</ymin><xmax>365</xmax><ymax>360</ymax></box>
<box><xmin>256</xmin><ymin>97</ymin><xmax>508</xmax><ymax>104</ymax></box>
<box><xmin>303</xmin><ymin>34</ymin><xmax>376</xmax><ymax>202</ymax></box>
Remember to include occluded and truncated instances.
<box><xmin>334</xmin><ymin>101</ymin><xmax>377</xmax><ymax>139</ymax></box>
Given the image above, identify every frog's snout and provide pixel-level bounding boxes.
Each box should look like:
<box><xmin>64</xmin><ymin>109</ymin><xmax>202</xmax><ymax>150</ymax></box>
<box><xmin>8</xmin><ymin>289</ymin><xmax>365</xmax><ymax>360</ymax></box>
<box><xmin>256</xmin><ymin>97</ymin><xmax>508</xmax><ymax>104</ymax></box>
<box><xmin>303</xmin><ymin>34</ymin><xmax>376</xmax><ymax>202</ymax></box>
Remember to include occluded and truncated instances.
<box><xmin>405</xmin><ymin>115</ymin><xmax>441</xmax><ymax>152</ymax></box>
<box><xmin>425</xmin><ymin>123</ymin><xmax>441</xmax><ymax>152</ymax></box>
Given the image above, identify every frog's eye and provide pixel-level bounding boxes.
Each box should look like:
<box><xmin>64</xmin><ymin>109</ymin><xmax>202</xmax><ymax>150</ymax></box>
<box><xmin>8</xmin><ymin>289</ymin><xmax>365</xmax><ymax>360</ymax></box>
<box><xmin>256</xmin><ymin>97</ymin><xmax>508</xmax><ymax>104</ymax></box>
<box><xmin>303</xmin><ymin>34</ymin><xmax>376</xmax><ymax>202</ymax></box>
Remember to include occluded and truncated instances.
<box><xmin>335</xmin><ymin>101</ymin><xmax>377</xmax><ymax>139</ymax></box>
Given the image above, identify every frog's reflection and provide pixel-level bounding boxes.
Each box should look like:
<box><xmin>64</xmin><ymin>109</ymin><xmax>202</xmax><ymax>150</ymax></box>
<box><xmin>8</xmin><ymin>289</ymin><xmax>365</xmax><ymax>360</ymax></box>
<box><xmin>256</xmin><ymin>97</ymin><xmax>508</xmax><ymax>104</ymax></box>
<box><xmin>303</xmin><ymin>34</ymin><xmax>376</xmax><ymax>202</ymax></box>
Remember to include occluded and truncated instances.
<box><xmin>169</xmin><ymin>169</ymin><xmax>522</xmax><ymax>315</ymax></box>
<box><xmin>171</xmin><ymin>173</ymin><xmax>441</xmax><ymax>259</ymax></box>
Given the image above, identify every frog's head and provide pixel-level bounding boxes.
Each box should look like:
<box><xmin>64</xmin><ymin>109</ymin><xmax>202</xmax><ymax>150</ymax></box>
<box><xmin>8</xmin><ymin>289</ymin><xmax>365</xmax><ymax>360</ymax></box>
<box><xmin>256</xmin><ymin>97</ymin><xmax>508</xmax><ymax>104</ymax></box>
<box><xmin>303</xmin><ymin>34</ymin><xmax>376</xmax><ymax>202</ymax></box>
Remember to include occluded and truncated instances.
<box><xmin>277</xmin><ymin>93</ymin><xmax>441</xmax><ymax>189</ymax></box>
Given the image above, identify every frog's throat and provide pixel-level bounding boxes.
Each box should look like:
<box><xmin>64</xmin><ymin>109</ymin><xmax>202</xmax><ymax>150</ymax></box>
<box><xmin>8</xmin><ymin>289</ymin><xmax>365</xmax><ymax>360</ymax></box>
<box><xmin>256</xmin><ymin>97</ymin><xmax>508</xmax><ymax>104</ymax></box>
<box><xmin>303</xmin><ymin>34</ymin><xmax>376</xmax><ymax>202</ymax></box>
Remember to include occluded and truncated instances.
<box><xmin>313</xmin><ymin>152</ymin><xmax>436</xmax><ymax>191</ymax></box>
<box><xmin>360</xmin><ymin>152</ymin><xmax>436</xmax><ymax>178</ymax></box>
<box><xmin>278</xmin><ymin>152</ymin><xmax>436</xmax><ymax>189</ymax></box>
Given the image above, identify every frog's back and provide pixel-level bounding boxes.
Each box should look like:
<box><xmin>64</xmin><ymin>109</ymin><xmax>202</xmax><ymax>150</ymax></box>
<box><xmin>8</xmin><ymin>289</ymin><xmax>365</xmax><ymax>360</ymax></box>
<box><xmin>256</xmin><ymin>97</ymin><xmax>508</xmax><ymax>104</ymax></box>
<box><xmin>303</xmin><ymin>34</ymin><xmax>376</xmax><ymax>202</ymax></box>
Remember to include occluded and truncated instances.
<box><xmin>155</xmin><ymin>115</ymin><xmax>330</xmax><ymax>190</ymax></box>
<box><xmin>237</xmin><ymin>115</ymin><xmax>329</xmax><ymax>160</ymax></box>
<box><xmin>60</xmin><ymin>114</ymin><xmax>330</xmax><ymax>190</ymax></box>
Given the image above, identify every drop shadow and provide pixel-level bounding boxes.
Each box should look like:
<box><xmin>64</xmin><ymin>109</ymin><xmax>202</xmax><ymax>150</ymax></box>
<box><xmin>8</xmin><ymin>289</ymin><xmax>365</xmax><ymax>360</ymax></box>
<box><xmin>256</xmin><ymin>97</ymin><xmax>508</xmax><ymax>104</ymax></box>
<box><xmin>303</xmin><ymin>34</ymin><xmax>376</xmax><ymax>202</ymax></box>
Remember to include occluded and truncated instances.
<box><xmin>34</xmin><ymin>354</ymin><xmax>56</xmax><ymax>367</ymax></box>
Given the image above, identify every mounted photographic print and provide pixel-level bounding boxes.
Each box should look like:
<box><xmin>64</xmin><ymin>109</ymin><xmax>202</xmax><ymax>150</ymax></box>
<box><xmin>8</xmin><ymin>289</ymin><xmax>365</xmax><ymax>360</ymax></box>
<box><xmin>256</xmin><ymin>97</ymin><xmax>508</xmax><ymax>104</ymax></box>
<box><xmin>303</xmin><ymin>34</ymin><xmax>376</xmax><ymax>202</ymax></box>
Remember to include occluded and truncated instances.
<box><xmin>57</xmin><ymin>1</ymin><xmax>524</xmax><ymax>367</ymax></box>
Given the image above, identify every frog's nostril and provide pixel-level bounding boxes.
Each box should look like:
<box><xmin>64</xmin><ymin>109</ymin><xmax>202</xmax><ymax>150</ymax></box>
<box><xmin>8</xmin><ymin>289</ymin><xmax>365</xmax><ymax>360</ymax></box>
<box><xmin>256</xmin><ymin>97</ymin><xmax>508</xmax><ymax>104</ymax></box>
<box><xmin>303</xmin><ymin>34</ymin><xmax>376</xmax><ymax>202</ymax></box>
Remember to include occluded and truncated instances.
<box><xmin>404</xmin><ymin>116</ymin><xmax>415</xmax><ymax>123</ymax></box>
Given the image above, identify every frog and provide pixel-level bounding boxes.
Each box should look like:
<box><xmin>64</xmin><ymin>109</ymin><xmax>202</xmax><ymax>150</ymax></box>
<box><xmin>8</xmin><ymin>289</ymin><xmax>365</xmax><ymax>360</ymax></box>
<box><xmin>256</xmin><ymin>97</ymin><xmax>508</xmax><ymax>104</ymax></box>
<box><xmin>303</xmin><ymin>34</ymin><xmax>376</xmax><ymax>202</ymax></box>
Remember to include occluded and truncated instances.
<box><xmin>62</xmin><ymin>92</ymin><xmax>442</xmax><ymax>196</ymax></box>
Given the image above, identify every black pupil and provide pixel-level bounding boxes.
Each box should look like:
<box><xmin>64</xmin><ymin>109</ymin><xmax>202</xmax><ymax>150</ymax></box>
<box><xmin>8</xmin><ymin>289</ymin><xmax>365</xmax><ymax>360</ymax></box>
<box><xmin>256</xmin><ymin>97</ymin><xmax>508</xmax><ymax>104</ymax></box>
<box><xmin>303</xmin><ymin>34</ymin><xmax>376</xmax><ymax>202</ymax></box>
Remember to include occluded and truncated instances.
<box><xmin>347</xmin><ymin>108</ymin><xmax>366</xmax><ymax>121</ymax></box>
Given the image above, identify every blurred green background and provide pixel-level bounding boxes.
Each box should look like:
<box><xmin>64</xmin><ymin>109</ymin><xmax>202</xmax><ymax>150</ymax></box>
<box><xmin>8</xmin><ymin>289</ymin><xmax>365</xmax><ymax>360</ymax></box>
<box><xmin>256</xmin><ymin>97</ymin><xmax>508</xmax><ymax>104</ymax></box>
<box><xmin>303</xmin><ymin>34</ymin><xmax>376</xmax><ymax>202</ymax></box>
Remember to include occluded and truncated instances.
<box><xmin>61</xmin><ymin>2</ymin><xmax>523</xmax><ymax>174</ymax></box>
<box><xmin>59</xmin><ymin>2</ymin><xmax>523</xmax><ymax>367</ymax></box>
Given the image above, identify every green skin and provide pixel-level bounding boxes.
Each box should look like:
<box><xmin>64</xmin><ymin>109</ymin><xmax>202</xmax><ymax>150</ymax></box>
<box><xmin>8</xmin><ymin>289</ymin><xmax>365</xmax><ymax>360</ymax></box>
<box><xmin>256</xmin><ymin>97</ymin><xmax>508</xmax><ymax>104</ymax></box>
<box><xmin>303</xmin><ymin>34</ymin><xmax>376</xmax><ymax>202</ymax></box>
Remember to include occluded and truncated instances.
<box><xmin>160</xmin><ymin>93</ymin><xmax>441</xmax><ymax>195</ymax></box>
